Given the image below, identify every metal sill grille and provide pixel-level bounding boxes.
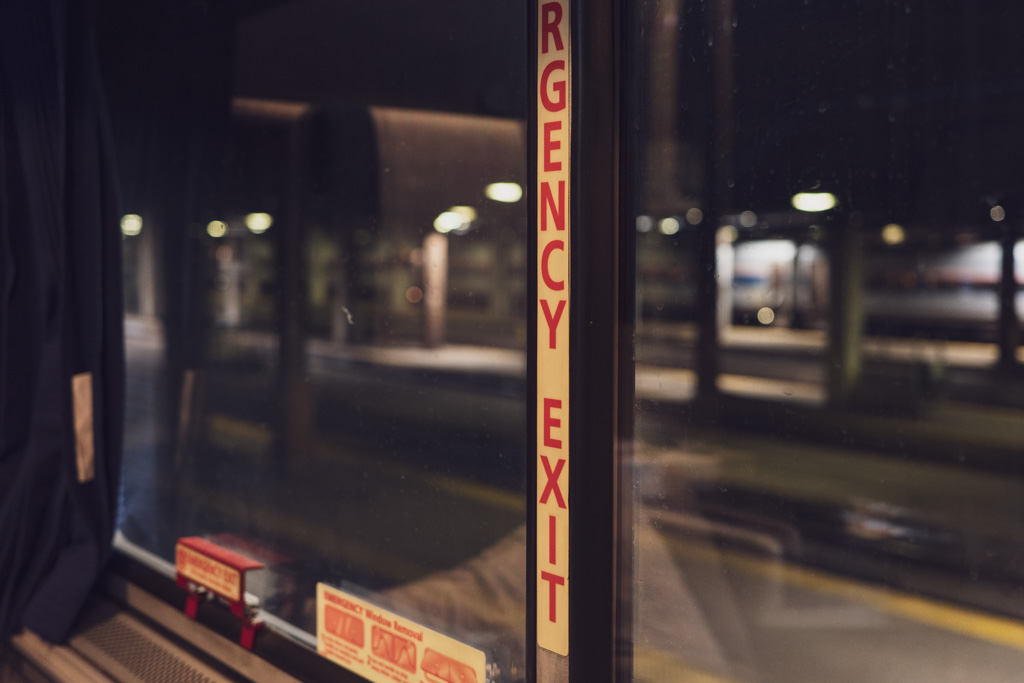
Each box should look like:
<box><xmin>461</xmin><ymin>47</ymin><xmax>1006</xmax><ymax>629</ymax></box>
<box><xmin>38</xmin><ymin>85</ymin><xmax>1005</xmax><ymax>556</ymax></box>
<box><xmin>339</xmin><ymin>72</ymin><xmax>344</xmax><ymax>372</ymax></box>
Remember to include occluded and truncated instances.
<box><xmin>69</xmin><ymin>605</ymin><xmax>232</xmax><ymax>683</ymax></box>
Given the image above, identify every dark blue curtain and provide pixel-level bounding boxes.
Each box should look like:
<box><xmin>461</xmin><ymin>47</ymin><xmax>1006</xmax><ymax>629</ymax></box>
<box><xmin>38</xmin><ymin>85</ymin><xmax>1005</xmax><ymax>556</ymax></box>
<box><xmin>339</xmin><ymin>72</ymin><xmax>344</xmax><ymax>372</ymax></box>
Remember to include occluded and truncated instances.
<box><xmin>0</xmin><ymin>0</ymin><xmax>124</xmax><ymax>642</ymax></box>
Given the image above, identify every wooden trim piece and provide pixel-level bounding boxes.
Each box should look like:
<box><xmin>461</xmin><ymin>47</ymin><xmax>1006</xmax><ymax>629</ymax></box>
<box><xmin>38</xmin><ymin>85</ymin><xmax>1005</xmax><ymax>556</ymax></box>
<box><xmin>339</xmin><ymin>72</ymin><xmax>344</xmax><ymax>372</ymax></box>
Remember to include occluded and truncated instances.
<box><xmin>10</xmin><ymin>630</ymin><xmax>113</xmax><ymax>683</ymax></box>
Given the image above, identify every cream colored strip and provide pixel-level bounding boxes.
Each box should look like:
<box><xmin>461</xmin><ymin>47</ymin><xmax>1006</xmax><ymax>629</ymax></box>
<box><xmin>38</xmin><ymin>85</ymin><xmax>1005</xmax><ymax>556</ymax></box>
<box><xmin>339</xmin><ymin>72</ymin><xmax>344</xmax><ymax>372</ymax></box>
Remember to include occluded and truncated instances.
<box><xmin>72</xmin><ymin>372</ymin><xmax>95</xmax><ymax>483</ymax></box>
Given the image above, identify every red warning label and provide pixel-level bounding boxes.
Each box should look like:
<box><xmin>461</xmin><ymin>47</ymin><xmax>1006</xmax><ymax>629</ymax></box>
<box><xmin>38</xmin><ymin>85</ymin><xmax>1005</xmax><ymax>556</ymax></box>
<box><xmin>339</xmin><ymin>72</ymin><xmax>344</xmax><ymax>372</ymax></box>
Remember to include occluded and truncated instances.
<box><xmin>325</xmin><ymin>606</ymin><xmax>365</xmax><ymax>648</ymax></box>
<box><xmin>372</xmin><ymin>627</ymin><xmax>417</xmax><ymax>673</ymax></box>
<box><xmin>317</xmin><ymin>583</ymin><xmax>486</xmax><ymax>683</ymax></box>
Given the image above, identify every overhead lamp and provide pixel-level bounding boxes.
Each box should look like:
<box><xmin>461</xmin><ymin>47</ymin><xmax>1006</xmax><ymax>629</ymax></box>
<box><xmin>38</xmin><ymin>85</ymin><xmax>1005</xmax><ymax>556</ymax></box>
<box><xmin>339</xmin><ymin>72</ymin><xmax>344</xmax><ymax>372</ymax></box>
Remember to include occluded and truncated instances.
<box><xmin>485</xmin><ymin>182</ymin><xmax>523</xmax><ymax>203</ymax></box>
<box><xmin>791</xmin><ymin>192</ymin><xmax>837</xmax><ymax>212</ymax></box>
<box><xmin>207</xmin><ymin>220</ymin><xmax>228</xmax><ymax>238</ymax></box>
<box><xmin>717</xmin><ymin>225</ymin><xmax>738</xmax><ymax>243</ymax></box>
<box><xmin>658</xmin><ymin>217</ymin><xmax>680</xmax><ymax>235</ymax></box>
<box><xmin>245</xmin><ymin>212</ymin><xmax>273</xmax><ymax>234</ymax></box>
<box><xmin>434</xmin><ymin>205</ymin><xmax>478</xmax><ymax>235</ymax></box>
<box><xmin>449</xmin><ymin>206</ymin><xmax>477</xmax><ymax>223</ymax></box>
<box><xmin>881</xmin><ymin>223</ymin><xmax>905</xmax><ymax>245</ymax></box>
<box><xmin>434</xmin><ymin>211</ymin><xmax>465</xmax><ymax>234</ymax></box>
<box><xmin>120</xmin><ymin>214</ymin><xmax>143</xmax><ymax>236</ymax></box>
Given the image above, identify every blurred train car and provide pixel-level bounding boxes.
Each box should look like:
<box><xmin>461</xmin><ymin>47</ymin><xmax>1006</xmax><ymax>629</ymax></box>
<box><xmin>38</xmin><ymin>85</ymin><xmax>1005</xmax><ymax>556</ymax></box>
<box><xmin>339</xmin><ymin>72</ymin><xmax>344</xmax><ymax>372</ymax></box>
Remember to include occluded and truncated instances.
<box><xmin>636</xmin><ymin>231</ymin><xmax>1024</xmax><ymax>341</ymax></box>
<box><xmin>731</xmin><ymin>238</ymin><xmax>1024</xmax><ymax>339</ymax></box>
<box><xmin>731</xmin><ymin>240</ymin><xmax>827</xmax><ymax>330</ymax></box>
<box><xmin>861</xmin><ymin>242</ymin><xmax>1024</xmax><ymax>339</ymax></box>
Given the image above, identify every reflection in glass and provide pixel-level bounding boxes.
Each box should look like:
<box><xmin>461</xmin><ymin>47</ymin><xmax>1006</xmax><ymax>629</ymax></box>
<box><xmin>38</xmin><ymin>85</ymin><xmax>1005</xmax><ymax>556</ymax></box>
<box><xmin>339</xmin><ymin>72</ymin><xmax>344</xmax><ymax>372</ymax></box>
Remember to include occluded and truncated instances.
<box><xmin>108</xmin><ymin>3</ymin><xmax>527</xmax><ymax>680</ymax></box>
<box><xmin>631</xmin><ymin>1</ymin><xmax>1024</xmax><ymax>681</ymax></box>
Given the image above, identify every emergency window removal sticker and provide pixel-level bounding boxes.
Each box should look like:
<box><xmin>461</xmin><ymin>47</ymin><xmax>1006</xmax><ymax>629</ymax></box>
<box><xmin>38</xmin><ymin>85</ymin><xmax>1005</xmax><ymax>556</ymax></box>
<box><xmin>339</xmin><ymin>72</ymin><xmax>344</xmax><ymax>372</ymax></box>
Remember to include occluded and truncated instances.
<box><xmin>316</xmin><ymin>583</ymin><xmax>487</xmax><ymax>683</ymax></box>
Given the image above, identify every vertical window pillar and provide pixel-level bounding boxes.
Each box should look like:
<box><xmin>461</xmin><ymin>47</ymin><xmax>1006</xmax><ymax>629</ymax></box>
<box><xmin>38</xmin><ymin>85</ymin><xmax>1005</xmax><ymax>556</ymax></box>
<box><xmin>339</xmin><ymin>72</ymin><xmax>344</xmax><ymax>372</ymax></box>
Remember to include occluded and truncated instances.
<box><xmin>529</xmin><ymin>1</ymin><xmax>631</xmax><ymax>682</ymax></box>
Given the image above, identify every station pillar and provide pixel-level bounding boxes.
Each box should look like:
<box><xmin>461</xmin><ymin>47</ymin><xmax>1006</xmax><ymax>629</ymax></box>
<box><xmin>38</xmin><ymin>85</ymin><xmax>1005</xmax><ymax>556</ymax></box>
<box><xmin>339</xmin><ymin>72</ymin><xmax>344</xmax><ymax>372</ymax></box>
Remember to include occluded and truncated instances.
<box><xmin>826</xmin><ymin>222</ymin><xmax>864</xmax><ymax>406</ymax></box>
<box><xmin>998</xmin><ymin>227</ymin><xmax>1019</xmax><ymax>369</ymax></box>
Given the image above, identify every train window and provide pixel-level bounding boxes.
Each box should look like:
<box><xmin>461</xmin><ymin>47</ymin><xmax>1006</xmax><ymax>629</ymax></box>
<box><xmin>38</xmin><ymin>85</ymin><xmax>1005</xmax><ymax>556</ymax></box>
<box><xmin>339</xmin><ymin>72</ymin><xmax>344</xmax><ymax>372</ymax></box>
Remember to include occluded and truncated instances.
<box><xmin>103</xmin><ymin>1</ymin><xmax>527</xmax><ymax>680</ymax></box>
<box><xmin>628</xmin><ymin>1</ymin><xmax>1024</xmax><ymax>681</ymax></box>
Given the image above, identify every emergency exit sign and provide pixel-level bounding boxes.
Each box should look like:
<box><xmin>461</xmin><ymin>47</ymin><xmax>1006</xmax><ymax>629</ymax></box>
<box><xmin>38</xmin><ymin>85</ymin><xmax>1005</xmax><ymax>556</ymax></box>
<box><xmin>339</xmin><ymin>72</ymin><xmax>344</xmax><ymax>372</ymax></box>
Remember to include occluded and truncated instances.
<box><xmin>536</xmin><ymin>0</ymin><xmax>570</xmax><ymax>657</ymax></box>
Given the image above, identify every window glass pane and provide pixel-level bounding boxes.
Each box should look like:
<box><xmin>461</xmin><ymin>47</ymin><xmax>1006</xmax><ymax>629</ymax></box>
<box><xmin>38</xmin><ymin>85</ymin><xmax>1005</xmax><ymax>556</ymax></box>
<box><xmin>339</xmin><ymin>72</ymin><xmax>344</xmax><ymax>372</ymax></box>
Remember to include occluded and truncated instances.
<box><xmin>105</xmin><ymin>3</ymin><xmax>527</xmax><ymax>679</ymax></box>
<box><xmin>629</xmin><ymin>2</ymin><xmax>1024</xmax><ymax>680</ymax></box>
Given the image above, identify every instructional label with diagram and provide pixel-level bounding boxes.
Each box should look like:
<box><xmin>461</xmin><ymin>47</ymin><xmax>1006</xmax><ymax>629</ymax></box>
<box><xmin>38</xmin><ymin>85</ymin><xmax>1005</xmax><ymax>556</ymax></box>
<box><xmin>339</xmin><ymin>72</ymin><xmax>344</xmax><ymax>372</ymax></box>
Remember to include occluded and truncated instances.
<box><xmin>316</xmin><ymin>583</ymin><xmax>486</xmax><ymax>683</ymax></box>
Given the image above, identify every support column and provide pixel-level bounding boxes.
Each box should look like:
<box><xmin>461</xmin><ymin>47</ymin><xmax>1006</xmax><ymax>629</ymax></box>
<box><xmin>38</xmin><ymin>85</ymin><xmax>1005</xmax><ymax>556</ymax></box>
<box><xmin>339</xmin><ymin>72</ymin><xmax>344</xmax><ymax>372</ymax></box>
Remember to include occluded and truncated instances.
<box><xmin>696</xmin><ymin>0</ymin><xmax>735</xmax><ymax>406</ymax></box>
<box><xmin>998</xmin><ymin>227</ymin><xmax>1019</xmax><ymax>368</ymax></box>
<box><xmin>826</xmin><ymin>223</ymin><xmax>864</xmax><ymax>405</ymax></box>
<box><xmin>137</xmin><ymin>221</ymin><xmax>159</xmax><ymax>318</ymax></box>
<box><xmin>246</xmin><ymin>102</ymin><xmax>315</xmax><ymax>469</ymax></box>
<box><xmin>422</xmin><ymin>232</ymin><xmax>449</xmax><ymax>348</ymax></box>
<box><xmin>331</xmin><ymin>233</ymin><xmax>351</xmax><ymax>344</ymax></box>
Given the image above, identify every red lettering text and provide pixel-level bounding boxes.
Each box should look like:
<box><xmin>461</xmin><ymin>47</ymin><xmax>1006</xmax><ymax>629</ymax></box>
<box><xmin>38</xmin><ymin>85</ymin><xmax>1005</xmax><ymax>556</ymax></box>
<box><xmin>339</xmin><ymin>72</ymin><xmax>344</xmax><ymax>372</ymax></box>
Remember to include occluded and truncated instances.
<box><xmin>549</xmin><ymin>515</ymin><xmax>557</xmax><ymax>564</ymax></box>
<box><xmin>325</xmin><ymin>593</ymin><xmax>364</xmax><ymax>615</ymax></box>
<box><xmin>540</xmin><ymin>299</ymin><xmax>566</xmax><ymax>349</ymax></box>
<box><xmin>540</xmin><ymin>180</ymin><xmax>565</xmax><ymax>231</ymax></box>
<box><xmin>541</xmin><ymin>571</ymin><xmax>565</xmax><ymax>623</ymax></box>
<box><xmin>543</xmin><ymin>121</ymin><xmax>562</xmax><ymax>172</ymax></box>
<box><xmin>541</xmin><ymin>3</ymin><xmax>564</xmax><ymax>54</ymax></box>
<box><xmin>540</xmin><ymin>455</ymin><xmax>567</xmax><ymax>508</ymax></box>
<box><xmin>540</xmin><ymin>60</ymin><xmax>567</xmax><ymax>112</ymax></box>
<box><xmin>541</xmin><ymin>240</ymin><xmax>565</xmax><ymax>291</ymax></box>
<box><xmin>543</xmin><ymin>398</ymin><xmax>562</xmax><ymax>448</ymax></box>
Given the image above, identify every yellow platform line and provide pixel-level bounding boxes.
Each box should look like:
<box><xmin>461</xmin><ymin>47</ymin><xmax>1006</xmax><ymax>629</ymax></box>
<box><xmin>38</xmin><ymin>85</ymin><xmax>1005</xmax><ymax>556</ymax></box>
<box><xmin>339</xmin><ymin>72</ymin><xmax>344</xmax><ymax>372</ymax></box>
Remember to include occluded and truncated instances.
<box><xmin>423</xmin><ymin>474</ymin><xmax>524</xmax><ymax>514</ymax></box>
<box><xmin>719</xmin><ymin>546</ymin><xmax>1024</xmax><ymax>651</ymax></box>
<box><xmin>205</xmin><ymin>413</ymin><xmax>524</xmax><ymax>514</ymax></box>
<box><xmin>633</xmin><ymin>645</ymin><xmax>736</xmax><ymax>683</ymax></box>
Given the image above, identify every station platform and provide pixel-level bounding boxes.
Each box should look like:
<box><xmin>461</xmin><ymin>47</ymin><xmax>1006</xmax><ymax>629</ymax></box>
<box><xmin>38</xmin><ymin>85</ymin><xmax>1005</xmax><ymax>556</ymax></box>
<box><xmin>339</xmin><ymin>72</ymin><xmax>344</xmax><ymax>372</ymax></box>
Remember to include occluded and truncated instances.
<box><xmin>115</xmin><ymin>316</ymin><xmax>1024</xmax><ymax>682</ymax></box>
